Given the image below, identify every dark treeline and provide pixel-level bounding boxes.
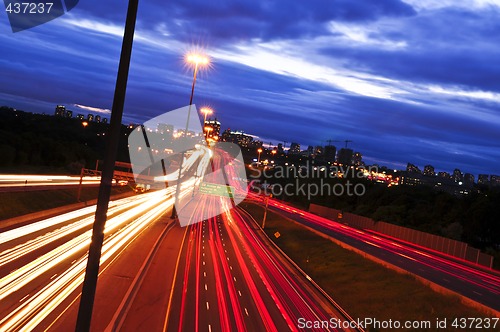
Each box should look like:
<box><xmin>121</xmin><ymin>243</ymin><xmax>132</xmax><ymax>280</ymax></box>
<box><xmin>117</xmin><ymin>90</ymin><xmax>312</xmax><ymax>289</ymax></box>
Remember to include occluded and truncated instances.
<box><xmin>0</xmin><ymin>107</ymin><xmax>131</xmax><ymax>173</ymax></box>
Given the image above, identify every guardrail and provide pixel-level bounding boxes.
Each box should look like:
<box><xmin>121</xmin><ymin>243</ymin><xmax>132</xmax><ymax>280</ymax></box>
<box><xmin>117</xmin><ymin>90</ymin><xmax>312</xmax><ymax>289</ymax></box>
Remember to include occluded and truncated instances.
<box><xmin>309</xmin><ymin>204</ymin><xmax>494</xmax><ymax>269</ymax></box>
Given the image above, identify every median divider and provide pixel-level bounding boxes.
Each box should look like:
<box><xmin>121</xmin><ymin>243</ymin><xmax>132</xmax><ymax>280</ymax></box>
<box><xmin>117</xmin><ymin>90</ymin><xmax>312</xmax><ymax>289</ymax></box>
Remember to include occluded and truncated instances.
<box><xmin>105</xmin><ymin>219</ymin><xmax>176</xmax><ymax>332</ymax></box>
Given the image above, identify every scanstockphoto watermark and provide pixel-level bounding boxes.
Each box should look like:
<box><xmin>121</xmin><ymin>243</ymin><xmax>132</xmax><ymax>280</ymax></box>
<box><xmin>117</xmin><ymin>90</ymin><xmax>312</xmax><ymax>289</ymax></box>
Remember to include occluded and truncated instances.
<box><xmin>251</xmin><ymin>179</ymin><xmax>366</xmax><ymax>200</ymax></box>
<box><xmin>250</xmin><ymin>162</ymin><xmax>376</xmax><ymax>200</ymax></box>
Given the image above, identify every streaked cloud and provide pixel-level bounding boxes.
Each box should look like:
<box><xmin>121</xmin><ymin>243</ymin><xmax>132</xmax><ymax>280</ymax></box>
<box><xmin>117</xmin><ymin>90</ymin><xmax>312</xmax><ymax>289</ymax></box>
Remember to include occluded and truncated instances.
<box><xmin>73</xmin><ymin>104</ymin><xmax>111</xmax><ymax>114</ymax></box>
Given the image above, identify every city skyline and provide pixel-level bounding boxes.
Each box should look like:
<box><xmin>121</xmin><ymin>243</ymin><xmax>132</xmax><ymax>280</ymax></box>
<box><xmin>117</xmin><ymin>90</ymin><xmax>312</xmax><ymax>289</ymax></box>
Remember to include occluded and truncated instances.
<box><xmin>43</xmin><ymin>105</ymin><xmax>500</xmax><ymax>179</ymax></box>
<box><xmin>1</xmin><ymin>1</ymin><xmax>500</xmax><ymax>176</ymax></box>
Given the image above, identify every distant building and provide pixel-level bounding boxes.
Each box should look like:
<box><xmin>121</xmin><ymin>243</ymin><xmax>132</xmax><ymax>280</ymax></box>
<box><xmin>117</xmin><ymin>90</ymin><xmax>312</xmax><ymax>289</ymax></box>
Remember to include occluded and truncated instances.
<box><xmin>65</xmin><ymin>110</ymin><xmax>73</xmax><ymax>118</ymax></box>
<box><xmin>423</xmin><ymin>165</ymin><xmax>435</xmax><ymax>176</ymax></box>
<box><xmin>95</xmin><ymin>115</ymin><xmax>101</xmax><ymax>123</ymax></box>
<box><xmin>54</xmin><ymin>105</ymin><xmax>66</xmax><ymax>117</ymax></box>
<box><xmin>158</xmin><ymin>123</ymin><xmax>174</xmax><ymax>136</ymax></box>
<box><xmin>323</xmin><ymin>145</ymin><xmax>337</xmax><ymax>162</ymax></box>
<box><xmin>288</xmin><ymin>142</ymin><xmax>301</xmax><ymax>155</ymax></box>
<box><xmin>478</xmin><ymin>174</ymin><xmax>489</xmax><ymax>185</ymax></box>
<box><xmin>491</xmin><ymin>175</ymin><xmax>500</xmax><ymax>187</ymax></box>
<box><xmin>76</xmin><ymin>114</ymin><xmax>85</xmax><ymax>120</ymax></box>
<box><xmin>314</xmin><ymin>145</ymin><xmax>323</xmax><ymax>156</ymax></box>
<box><xmin>221</xmin><ymin>129</ymin><xmax>253</xmax><ymax>147</ymax></box>
<box><xmin>352</xmin><ymin>151</ymin><xmax>363</xmax><ymax>166</ymax></box>
<box><xmin>400</xmin><ymin>171</ymin><xmax>472</xmax><ymax>195</ymax></box>
<box><xmin>437</xmin><ymin>171</ymin><xmax>451</xmax><ymax>179</ymax></box>
<box><xmin>307</xmin><ymin>145</ymin><xmax>314</xmax><ymax>154</ymax></box>
<box><xmin>406</xmin><ymin>163</ymin><xmax>421</xmax><ymax>174</ymax></box>
<box><xmin>102</xmin><ymin>118</ymin><xmax>108</xmax><ymax>124</ymax></box>
<box><xmin>87</xmin><ymin>114</ymin><xmax>94</xmax><ymax>122</ymax></box>
<box><xmin>464</xmin><ymin>173</ymin><xmax>475</xmax><ymax>185</ymax></box>
<box><xmin>337</xmin><ymin>148</ymin><xmax>353</xmax><ymax>165</ymax></box>
<box><xmin>452</xmin><ymin>168</ymin><xmax>463</xmax><ymax>183</ymax></box>
<box><xmin>205</xmin><ymin>119</ymin><xmax>221</xmax><ymax>140</ymax></box>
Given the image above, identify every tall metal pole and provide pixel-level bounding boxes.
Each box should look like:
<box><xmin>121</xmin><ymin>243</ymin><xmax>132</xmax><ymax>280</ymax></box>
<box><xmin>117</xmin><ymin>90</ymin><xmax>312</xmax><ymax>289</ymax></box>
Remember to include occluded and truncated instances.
<box><xmin>262</xmin><ymin>195</ymin><xmax>269</xmax><ymax>229</ymax></box>
<box><xmin>170</xmin><ymin>63</ymin><xmax>199</xmax><ymax>219</ymax></box>
<box><xmin>75</xmin><ymin>0</ymin><xmax>138</xmax><ymax>330</ymax></box>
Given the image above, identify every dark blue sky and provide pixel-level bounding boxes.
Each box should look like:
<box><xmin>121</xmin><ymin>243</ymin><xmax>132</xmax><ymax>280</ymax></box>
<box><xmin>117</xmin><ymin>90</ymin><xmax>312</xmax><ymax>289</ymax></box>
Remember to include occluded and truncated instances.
<box><xmin>1</xmin><ymin>0</ymin><xmax>500</xmax><ymax>177</ymax></box>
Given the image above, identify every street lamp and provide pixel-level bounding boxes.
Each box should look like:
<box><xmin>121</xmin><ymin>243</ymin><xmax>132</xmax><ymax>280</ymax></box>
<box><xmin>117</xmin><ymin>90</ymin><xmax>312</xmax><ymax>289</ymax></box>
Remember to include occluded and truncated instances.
<box><xmin>185</xmin><ymin>53</ymin><xmax>210</xmax><ymax>105</ymax></box>
<box><xmin>201</xmin><ymin>107</ymin><xmax>213</xmax><ymax>124</ymax></box>
<box><xmin>171</xmin><ymin>51</ymin><xmax>210</xmax><ymax>219</ymax></box>
<box><xmin>257</xmin><ymin>148</ymin><xmax>263</xmax><ymax>163</ymax></box>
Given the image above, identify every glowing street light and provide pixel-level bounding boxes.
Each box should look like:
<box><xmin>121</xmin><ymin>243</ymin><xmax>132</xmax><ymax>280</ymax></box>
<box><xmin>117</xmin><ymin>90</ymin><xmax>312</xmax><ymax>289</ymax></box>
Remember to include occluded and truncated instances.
<box><xmin>201</xmin><ymin>107</ymin><xmax>213</xmax><ymax>124</ymax></box>
<box><xmin>257</xmin><ymin>148</ymin><xmax>263</xmax><ymax>163</ymax></box>
<box><xmin>184</xmin><ymin>52</ymin><xmax>210</xmax><ymax>105</ymax></box>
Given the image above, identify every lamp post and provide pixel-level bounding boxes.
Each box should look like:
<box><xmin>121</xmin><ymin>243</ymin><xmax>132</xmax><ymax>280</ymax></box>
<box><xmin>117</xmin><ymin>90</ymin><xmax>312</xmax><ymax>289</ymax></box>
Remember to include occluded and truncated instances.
<box><xmin>257</xmin><ymin>148</ymin><xmax>263</xmax><ymax>163</ymax></box>
<box><xmin>76</xmin><ymin>0</ymin><xmax>138</xmax><ymax>330</ymax></box>
<box><xmin>201</xmin><ymin>107</ymin><xmax>213</xmax><ymax>125</ymax></box>
<box><xmin>170</xmin><ymin>52</ymin><xmax>210</xmax><ymax>219</ymax></box>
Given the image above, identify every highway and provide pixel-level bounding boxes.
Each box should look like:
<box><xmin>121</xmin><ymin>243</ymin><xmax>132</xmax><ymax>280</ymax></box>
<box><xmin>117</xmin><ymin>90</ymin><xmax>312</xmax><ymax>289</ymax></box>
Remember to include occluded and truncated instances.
<box><xmin>104</xmin><ymin>195</ymin><xmax>357</xmax><ymax>332</ymax></box>
<box><xmin>0</xmin><ymin>189</ymin><xmax>177</xmax><ymax>331</ymax></box>
<box><xmin>248</xmin><ymin>195</ymin><xmax>500</xmax><ymax>313</ymax></box>
<box><xmin>0</xmin><ymin>146</ymin><xmax>362</xmax><ymax>331</ymax></box>
<box><xmin>0</xmin><ymin>174</ymin><xmax>102</xmax><ymax>192</ymax></box>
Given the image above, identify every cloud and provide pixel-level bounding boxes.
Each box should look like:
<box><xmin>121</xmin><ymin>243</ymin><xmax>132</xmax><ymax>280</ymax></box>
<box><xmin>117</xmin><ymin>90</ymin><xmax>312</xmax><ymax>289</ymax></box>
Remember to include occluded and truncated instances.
<box><xmin>146</xmin><ymin>0</ymin><xmax>416</xmax><ymax>44</ymax></box>
<box><xmin>73</xmin><ymin>104</ymin><xmax>111</xmax><ymax>114</ymax></box>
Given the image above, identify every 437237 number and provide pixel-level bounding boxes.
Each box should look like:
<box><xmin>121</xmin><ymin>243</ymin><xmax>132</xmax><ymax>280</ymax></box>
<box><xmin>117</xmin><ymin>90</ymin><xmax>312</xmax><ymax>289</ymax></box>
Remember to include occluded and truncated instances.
<box><xmin>5</xmin><ymin>2</ymin><xmax>54</xmax><ymax>14</ymax></box>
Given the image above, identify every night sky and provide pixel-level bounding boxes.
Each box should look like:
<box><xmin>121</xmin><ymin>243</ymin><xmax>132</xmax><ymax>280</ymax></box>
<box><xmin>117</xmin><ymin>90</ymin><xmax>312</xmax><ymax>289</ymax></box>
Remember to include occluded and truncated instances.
<box><xmin>1</xmin><ymin>1</ymin><xmax>500</xmax><ymax>177</ymax></box>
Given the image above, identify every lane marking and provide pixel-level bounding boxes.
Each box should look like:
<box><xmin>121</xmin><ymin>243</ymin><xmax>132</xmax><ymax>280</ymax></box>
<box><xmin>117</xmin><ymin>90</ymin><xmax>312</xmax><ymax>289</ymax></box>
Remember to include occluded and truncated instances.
<box><xmin>163</xmin><ymin>225</ymin><xmax>189</xmax><ymax>331</ymax></box>
<box><xmin>206</xmin><ymin>301</ymin><xmax>210</xmax><ymax>310</ymax></box>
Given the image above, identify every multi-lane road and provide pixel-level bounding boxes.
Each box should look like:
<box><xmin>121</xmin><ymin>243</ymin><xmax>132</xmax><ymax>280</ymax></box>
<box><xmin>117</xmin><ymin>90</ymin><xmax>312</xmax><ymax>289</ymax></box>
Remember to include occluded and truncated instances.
<box><xmin>0</xmin><ymin>174</ymin><xmax>103</xmax><ymax>192</ymax></box>
<box><xmin>114</xmin><ymin>195</ymin><xmax>354</xmax><ymax>332</ymax></box>
<box><xmin>0</xmin><ymin>190</ymin><xmax>358</xmax><ymax>331</ymax></box>
<box><xmin>0</xmin><ymin>144</ymin><xmax>361</xmax><ymax>331</ymax></box>
<box><xmin>2</xmin><ymin>143</ymin><xmax>498</xmax><ymax>331</ymax></box>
